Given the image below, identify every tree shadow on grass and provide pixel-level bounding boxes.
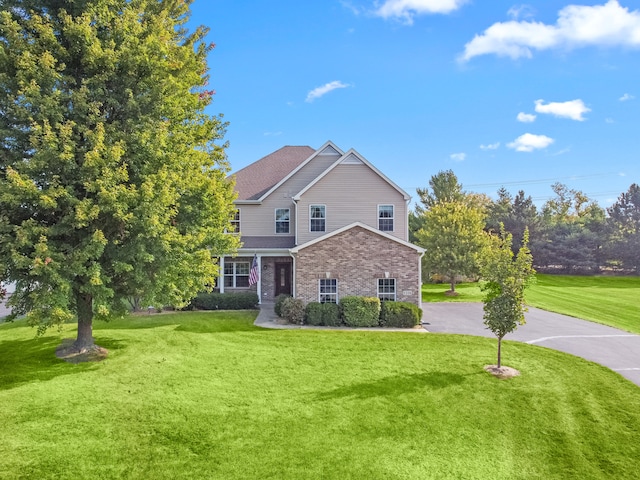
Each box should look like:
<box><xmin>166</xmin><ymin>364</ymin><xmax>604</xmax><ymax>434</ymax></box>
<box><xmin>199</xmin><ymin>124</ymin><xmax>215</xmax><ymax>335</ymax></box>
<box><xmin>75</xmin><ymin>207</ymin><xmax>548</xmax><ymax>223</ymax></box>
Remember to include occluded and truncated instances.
<box><xmin>315</xmin><ymin>372</ymin><xmax>467</xmax><ymax>401</ymax></box>
<box><xmin>0</xmin><ymin>337</ymin><xmax>103</xmax><ymax>391</ymax></box>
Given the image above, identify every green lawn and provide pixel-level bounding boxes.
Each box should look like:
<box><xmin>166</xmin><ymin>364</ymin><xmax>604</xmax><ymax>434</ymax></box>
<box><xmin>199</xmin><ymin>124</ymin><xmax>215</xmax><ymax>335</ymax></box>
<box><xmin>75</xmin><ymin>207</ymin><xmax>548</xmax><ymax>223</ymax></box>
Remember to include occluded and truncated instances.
<box><xmin>423</xmin><ymin>274</ymin><xmax>640</xmax><ymax>333</ymax></box>
<box><xmin>2</xmin><ymin>311</ymin><xmax>640</xmax><ymax>479</ymax></box>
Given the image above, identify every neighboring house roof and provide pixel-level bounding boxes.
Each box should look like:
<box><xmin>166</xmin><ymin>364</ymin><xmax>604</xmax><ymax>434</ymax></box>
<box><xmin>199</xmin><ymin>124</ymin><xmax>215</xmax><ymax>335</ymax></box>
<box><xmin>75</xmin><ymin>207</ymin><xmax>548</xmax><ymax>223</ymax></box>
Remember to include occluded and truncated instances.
<box><xmin>240</xmin><ymin>236</ymin><xmax>296</xmax><ymax>249</ymax></box>
<box><xmin>231</xmin><ymin>146</ymin><xmax>315</xmax><ymax>201</ymax></box>
<box><xmin>292</xmin><ymin>148</ymin><xmax>411</xmax><ymax>202</ymax></box>
<box><xmin>290</xmin><ymin>222</ymin><xmax>425</xmax><ymax>254</ymax></box>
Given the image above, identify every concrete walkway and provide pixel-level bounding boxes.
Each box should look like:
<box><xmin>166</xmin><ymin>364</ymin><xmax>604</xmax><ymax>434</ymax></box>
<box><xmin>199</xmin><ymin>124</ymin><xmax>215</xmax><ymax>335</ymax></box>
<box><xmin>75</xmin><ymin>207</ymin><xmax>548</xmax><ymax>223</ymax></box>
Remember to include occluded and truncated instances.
<box><xmin>255</xmin><ymin>302</ymin><xmax>640</xmax><ymax>387</ymax></box>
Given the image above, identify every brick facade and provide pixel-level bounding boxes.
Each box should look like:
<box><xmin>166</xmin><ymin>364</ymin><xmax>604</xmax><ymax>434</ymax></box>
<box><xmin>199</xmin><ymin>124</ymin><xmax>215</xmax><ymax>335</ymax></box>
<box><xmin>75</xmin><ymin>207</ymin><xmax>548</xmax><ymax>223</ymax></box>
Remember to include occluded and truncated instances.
<box><xmin>293</xmin><ymin>226</ymin><xmax>422</xmax><ymax>306</ymax></box>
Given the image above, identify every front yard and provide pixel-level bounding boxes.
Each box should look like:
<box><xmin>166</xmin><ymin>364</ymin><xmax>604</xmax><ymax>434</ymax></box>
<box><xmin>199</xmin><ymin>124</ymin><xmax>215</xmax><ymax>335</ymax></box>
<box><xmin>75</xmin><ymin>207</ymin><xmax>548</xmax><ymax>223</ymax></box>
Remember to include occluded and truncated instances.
<box><xmin>1</xmin><ymin>311</ymin><xmax>639</xmax><ymax>479</ymax></box>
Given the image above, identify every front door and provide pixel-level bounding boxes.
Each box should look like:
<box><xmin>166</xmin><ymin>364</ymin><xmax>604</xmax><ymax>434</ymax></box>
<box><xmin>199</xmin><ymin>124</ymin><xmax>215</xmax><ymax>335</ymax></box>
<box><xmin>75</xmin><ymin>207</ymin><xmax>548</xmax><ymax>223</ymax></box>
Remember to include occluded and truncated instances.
<box><xmin>275</xmin><ymin>263</ymin><xmax>292</xmax><ymax>297</ymax></box>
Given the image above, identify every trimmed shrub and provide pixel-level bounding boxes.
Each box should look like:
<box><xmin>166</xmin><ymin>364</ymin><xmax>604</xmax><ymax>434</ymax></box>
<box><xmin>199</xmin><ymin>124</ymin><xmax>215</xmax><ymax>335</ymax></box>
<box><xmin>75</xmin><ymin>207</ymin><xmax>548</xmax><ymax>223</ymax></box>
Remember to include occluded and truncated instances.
<box><xmin>281</xmin><ymin>297</ymin><xmax>305</xmax><ymax>325</ymax></box>
<box><xmin>340</xmin><ymin>296</ymin><xmax>380</xmax><ymax>327</ymax></box>
<box><xmin>380</xmin><ymin>301</ymin><xmax>423</xmax><ymax>328</ymax></box>
<box><xmin>191</xmin><ymin>292</ymin><xmax>259</xmax><ymax>310</ymax></box>
<box><xmin>305</xmin><ymin>302</ymin><xmax>341</xmax><ymax>326</ymax></box>
<box><xmin>274</xmin><ymin>294</ymin><xmax>291</xmax><ymax>317</ymax></box>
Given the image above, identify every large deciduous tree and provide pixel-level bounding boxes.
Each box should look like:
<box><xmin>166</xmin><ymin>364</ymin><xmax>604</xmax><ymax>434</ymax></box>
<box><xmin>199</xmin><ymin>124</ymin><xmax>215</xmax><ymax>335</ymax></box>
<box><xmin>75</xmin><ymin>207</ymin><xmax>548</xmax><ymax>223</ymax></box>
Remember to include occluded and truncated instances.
<box><xmin>0</xmin><ymin>0</ymin><xmax>239</xmax><ymax>355</ymax></box>
<box><xmin>481</xmin><ymin>225</ymin><xmax>535</xmax><ymax>369</ymax></box>
<box><xmin>414</xmin><ymin>171</ymin><xmax>488</xmax><ymax>293</ymax></box>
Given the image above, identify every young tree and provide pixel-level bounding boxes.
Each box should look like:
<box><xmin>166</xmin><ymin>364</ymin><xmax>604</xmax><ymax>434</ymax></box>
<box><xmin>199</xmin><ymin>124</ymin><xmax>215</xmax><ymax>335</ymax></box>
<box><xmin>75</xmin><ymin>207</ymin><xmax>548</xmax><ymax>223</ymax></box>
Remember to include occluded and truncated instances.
<box><xmin>0</xmin><ymin>0</ymin><xmax>239</xmax><ymax>355</ymax></box>
<box><xmin>481</xmin><ymin>225</ymin><xmax>535</xmax><ymax>368</ymax></box>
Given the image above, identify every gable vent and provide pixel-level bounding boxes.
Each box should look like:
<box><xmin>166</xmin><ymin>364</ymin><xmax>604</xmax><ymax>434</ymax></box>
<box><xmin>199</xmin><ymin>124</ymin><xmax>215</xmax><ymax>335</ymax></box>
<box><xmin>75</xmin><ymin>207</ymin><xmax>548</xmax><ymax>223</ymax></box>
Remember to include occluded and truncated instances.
<box><xmin>318</xmin><ymin>145</ymin><xmax>341</xmax><ymax>156</ymax></box>
<box><xmin>340</xmin><ymin>153</ymin><xmax>363</xmax><ymax>165</ymax></box>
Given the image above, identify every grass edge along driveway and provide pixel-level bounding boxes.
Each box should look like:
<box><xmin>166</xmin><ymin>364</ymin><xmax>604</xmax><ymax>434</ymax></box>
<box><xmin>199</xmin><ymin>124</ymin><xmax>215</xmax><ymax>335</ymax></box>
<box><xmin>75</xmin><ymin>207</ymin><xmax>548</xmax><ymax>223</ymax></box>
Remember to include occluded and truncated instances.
<box><xmin>1</xmin><ymin>311</ymin><xmax>640</xmax><ymax>479</ymax></box>
<box><xmin>422</xmin><ymin>273</ymin><xmax>640</xmax><ymax>334</ymax></box>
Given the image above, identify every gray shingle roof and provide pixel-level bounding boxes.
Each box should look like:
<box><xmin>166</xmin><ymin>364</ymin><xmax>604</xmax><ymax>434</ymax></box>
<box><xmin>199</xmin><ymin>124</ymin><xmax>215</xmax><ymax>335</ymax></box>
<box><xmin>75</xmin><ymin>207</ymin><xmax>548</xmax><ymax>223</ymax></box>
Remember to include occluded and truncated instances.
<box><xmin>240</xmin><ymin>236</ymin><xmax>296</xmax><ymax>249</ymax></box>
<box><xmin>231</xmin><ymin>146</ymin><xmax>315</xmax><ymax>201</ymax></box>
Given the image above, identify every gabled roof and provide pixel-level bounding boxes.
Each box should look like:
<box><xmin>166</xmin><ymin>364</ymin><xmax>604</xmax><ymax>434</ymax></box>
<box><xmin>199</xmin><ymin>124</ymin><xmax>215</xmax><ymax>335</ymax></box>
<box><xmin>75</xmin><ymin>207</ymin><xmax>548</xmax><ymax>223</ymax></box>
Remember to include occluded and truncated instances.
<box><xmin>231</xmin><ymin>146</ymin><xmax>315</xmax><ymax>201</ymax></box>
<box><xmin>290</xmin><ymin>222</ymin><xmax>425</xmax><ymax>254</ymax></box>
<box><xmin>292</xmin><ymin>148</ymin><xmax>411</xmax><ymax>201</ymax></box>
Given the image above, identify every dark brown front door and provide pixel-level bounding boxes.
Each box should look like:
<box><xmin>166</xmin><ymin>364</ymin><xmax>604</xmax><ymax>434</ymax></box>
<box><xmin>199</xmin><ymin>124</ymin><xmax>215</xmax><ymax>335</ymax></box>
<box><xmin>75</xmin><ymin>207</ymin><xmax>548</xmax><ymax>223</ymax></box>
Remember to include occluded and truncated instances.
<box><xmin>275</xmin><ymin>263</ymin><xmax>292</xmax><ymax>296</ymax></box>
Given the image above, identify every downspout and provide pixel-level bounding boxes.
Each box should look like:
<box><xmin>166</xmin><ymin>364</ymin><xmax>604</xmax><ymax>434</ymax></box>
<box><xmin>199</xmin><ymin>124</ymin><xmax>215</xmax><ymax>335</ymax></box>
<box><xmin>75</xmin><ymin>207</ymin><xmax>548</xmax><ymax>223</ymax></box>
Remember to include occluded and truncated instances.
<box><xmin>290</xmin><ymin>251</ymin><xmax>296</xmax><ymax>298</ymax></box>
<box><xmin>292</xmin><ymin>197</ymin><xmax>298</xmax><ymax>298</ymax></box>
<box><xmin>418</xmin><ymin>250</ymin><xmax>425</xmax><ymax>307</ymax></box>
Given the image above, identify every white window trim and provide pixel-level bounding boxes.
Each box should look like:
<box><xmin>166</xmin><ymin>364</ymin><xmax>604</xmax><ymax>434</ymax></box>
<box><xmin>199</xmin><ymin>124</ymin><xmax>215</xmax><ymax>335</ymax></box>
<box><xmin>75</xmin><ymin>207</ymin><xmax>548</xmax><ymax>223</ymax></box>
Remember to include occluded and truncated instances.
<box><xmin>377</xmin><ymin>278</ymin><xmax>396</xmax><ymax>301</ymax></box>
<box><xmin>224</xmin><ymin>261</ymin><xmax>250</xmax><ymax>288</ymax></box>
<box><xmin>275</xmin><ymin>208</ymin><xmax>291</xmax><ymax>234</ymax></box>
<box><xmin>378</xmin><ymin>204</ymin><xmax>394</xmax><ymax>232</ymax></box>
<box><xmin>227</xmin><ymin>208</ymin><xmax>241</xmax><ymax>234</ymax></box>
<box><xmin>309</xmin><ymin>204</ymin><xmax>326</xmax><ymax>233</ymax></box>
<box><xmin>319</xmin><ymin>278</ymin><xmax>338</xmax><ymax>303</ymax></box>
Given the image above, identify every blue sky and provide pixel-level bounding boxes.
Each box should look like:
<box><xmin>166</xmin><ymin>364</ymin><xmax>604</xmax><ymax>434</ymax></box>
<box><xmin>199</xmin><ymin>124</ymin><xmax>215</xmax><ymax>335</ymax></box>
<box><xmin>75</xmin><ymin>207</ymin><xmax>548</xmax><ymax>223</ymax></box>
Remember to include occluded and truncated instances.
<box><xmin>191</xmin><ymin>0</ymin><xmax>639</xmax><ymax>208</ymax></box>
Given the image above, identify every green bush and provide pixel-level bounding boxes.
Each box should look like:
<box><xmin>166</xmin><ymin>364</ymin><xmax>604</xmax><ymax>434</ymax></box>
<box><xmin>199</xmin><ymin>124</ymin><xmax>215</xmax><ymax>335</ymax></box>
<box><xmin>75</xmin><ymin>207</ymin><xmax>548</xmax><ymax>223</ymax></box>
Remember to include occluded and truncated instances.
<box><xmin>191</xmin><ymin>292</ymin><xmax>259</xmax><ymax>310</ymax></box>
<box><xmin>281</xmin><ymin>297</ymin><xmax>305</xmax><ymax>325</ymax></box>
<box><xmin>274</xmin><ymin>294</ymin><xmax>291</xmax><ymax>317</ymax></box>
<box><xmin>380</xmin><ymin>301</ymin><xmax>423</xmax><ymax>328</ymax></box>
<box><xmin>305</xmin><ymin>302</ymin><xmax>341</xmax><ymax>326</ymax></box>
<box><xmin>340</xmin><ymin>296</ymin><xmax>380</xmax><ymax>327</ymax></box>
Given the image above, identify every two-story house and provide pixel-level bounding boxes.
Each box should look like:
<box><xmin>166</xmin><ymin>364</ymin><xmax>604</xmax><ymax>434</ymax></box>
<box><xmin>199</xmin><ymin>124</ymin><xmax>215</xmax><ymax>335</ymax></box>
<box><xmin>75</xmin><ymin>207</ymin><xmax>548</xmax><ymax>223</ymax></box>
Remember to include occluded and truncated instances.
<box><xmin>218</xmin><ymin>141</ymin><xmax>425</xmax><ymax>306</ymax></box>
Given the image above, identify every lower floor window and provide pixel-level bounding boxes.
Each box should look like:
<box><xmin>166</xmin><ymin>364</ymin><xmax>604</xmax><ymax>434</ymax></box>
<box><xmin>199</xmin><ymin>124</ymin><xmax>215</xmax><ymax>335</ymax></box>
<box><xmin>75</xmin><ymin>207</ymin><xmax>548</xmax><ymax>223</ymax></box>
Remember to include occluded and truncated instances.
<box><xmin>377</xmin><ymin>278</ymin><xmax>396</xmax><ymax>301</ymax></box>
<box><xmin>224</xmin><ymin>261</ymin><xmax>250</xmax><ymax>288</ymax></box>
<box><xmin>319</xmin><ymin>279</ymin><xmax>338</xmax><ymax>303</ymax></box>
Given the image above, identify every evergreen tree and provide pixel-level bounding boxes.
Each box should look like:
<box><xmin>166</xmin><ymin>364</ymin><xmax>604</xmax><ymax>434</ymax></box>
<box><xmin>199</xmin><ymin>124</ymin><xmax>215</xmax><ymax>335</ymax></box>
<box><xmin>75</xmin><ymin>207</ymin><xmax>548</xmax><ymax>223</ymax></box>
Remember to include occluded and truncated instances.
<box><xmin>607</xmin><ymin>184</ymin><xmax>640</xmax><ymax>273</ymax></box>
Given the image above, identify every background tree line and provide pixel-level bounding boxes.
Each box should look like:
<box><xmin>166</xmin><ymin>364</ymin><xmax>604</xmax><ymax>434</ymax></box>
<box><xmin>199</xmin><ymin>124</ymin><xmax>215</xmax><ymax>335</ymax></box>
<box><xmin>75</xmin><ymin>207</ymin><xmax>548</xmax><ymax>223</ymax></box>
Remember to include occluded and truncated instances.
<box><xmin>411</xmin><ymin>170</ymin><xmax>640</xmax><ymax>286</ymax></box>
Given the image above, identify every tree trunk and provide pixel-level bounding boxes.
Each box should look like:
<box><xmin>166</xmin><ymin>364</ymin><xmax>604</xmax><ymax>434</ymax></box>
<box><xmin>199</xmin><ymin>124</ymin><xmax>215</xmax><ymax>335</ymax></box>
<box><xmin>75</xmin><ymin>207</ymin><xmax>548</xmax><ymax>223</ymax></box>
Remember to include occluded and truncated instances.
<box><xmin>449</xmin><ymin>278</ymin><xmax>455</xmax><ymax>292</ymax></box>
<box><xmin>74</xmin><ymin>292</ymin><xmax>95</xmax><ymax>351</ymax></box>
<box><xmin>497</xmin><ymin>336</ymin><xmax>502</xmax><ymax>368</ymax></box>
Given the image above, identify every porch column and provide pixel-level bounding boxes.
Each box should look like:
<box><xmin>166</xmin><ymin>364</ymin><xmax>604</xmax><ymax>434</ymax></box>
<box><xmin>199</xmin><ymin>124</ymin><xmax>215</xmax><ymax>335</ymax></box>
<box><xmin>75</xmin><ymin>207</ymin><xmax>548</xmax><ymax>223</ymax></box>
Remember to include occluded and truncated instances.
<box><xmin>219</xmin><ymin>257</ymin><xmax>225</xmax><ymax>294</ymax></box>
<box><xmin>257</xmin><ymin>255</ymin><xmax>262</xmax><ymax>304</ymax></box>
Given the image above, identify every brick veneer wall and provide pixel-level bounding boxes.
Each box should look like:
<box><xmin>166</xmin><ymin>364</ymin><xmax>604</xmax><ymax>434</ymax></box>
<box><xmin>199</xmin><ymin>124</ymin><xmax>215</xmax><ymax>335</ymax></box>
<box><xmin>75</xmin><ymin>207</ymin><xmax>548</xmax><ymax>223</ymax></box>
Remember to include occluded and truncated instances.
<box><xmin>293</xmin><ymin>226</ymin><xmax>422</xmax><ymax>306</ymax></box>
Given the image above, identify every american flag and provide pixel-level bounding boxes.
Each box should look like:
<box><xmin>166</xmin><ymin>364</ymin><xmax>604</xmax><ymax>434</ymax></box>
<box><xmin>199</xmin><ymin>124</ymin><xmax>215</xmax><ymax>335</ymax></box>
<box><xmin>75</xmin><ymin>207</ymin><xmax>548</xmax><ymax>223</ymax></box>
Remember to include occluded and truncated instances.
<box><xmin>249</xmin><ymin>254</ymin><xmax>259</xmax><ymax>286</ymax></box>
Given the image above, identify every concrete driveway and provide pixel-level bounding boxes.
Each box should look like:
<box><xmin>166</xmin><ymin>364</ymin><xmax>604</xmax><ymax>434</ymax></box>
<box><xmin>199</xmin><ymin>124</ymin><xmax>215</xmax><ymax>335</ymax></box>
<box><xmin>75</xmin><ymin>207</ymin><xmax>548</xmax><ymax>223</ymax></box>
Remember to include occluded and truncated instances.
<box><xmin>422</xmin><ymin>302</ymin><xmax>640</xmax><ymax>387</ymax></box>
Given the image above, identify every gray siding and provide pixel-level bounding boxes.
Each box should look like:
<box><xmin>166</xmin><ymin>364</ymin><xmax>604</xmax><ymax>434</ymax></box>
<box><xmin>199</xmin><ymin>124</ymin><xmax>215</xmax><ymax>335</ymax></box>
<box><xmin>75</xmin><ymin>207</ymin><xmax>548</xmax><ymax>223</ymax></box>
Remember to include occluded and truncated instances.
<box><xmin>297</xmin><ymin>163</ymin><xmax>408</xmax><ymax>245</ymax></box>
<box><xmin>235</xmin><ymin>152</ymin><xmax>340</xmax><ymax>238</ymax></box>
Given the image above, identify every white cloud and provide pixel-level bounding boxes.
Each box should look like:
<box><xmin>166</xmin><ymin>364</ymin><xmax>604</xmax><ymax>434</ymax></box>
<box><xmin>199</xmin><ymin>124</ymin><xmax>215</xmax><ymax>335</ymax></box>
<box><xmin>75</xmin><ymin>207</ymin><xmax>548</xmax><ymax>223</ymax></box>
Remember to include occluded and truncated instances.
<box><xmin>517</xmin><ymin>112</ymin><xmax>537</xmax><ymax>122</ymax></box>
<box><xmin>460</xmin><ymin>0</ymin><xmax>640</xmax><ymax>62</ymax></box>
<box><xmin>534</xmin><ymin>99</ymin><xmax>590</xmax><ymax>121</ymax></box>
<box><xmin>305</xmin><ymin>81</ymin><xmax>351</xmax><ymax>103</ymax></box>
<box><xmin>480</xmin><ymin>142</ymin><xmax>500</xmax><ymax>150</ymax></box>
<box><xmin>450</xmin><ymin>152</ymin><xmax>466</xmax><ymax>161</ymax></box>
<box><xmin>619</xmin><ymin>93</ymin><xmax>635</xmax><ymax>101</ymax></box>
<box><xmin>605</xmin><ymin>117</ymin><xmax>615</xmax><ymax>123</ymax></box>
<box><xmin>507</xmin><ymin>133</ymin><xmax>554</xmax><ymax>152</ymax></box>
<box><xmin>374</xmin><ymin>0</ymin><xmax>467</xmax><ymax>24</ymax></box>
<box><xmin>508</xmin><ymin>4</ymin><xmax>536</xmax><ymax>20</ymax></box>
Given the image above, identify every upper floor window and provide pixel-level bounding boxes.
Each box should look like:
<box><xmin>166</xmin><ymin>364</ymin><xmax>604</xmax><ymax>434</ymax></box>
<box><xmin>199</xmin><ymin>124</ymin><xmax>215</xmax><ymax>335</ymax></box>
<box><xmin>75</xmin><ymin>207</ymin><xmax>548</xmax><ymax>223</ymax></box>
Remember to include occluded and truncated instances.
<box><xmin>377</xmin><ymin>278</ymin><xmax>396</xmax><ymax>301</ymax></box>
<box><xmin>275</xmin><ymin>208</ymin><xmax>290</xmax><ymax>234</ymax></box>
<box><xmin>319</xmin><ymin>279</ymin><xmax>338</xmax><ymax>303</ymax></box>
<box><xmin>378</xmin><ymin>205</ymin><xmax>394</xmax><ymax>232</ymax></box>
<box><xmin>228</xmin><ymin>209</ymin><xmax>240</xmax><ymax>233</ymax></box>
<box><xmin>310</xmin><ymin>205</ymin><xmax>326</xmax><ymax>232</ymax></box>
<box><xmin>224</xmin><ymin>261</ymin><xmax>250</xmax><ymax>288</ymax></box>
